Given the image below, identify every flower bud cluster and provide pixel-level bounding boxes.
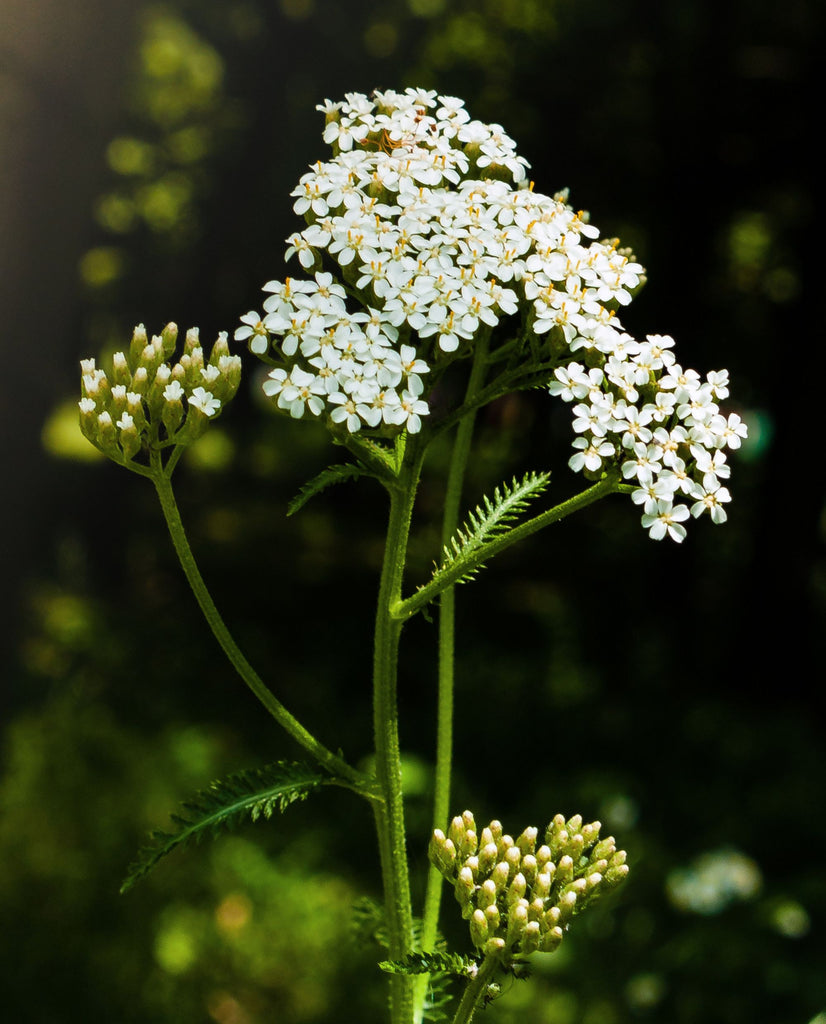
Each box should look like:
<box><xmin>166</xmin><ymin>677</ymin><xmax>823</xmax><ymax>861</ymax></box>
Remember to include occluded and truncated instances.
<box><xmin>78</xmin><ymin>324</ymin><xmax>241</xmax><ymax>465</ymax></box>
<box><xmin>429</xmin><ymin>811</ymin><xmax>628</xmax><ymax>960</ymax></box>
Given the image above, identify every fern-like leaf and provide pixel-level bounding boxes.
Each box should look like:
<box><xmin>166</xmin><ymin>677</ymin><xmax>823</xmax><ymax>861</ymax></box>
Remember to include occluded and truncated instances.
<box><xmin>433</xmin><ymin>471</ymin><xmax>551</xmax><ymax>583</ymax></box>
<box><xmin>287</xmin><ymin>463</ymin><xmax>371</xmax><ymax>516</ymax></box>
<box><xmin>379</xmin><ymin>950</ymin><xmax>480</xmax><ymax>978</ymax></box>
<box><xmin>122</xmin><ymin>760</ymin><xmax>331</xmax><ymax>892</ymax></box>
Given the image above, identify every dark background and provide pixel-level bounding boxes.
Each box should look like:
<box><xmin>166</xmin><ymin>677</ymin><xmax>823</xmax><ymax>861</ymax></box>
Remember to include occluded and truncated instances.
<box><xmin>1</xmin><ymin>1</ymin><xmax>822</xmax><ymax>1022</ymax></box>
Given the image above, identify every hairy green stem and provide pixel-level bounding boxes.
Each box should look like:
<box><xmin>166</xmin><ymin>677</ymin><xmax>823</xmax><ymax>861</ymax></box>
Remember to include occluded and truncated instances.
<box><xmin>414</xmin><ymin>336</ymin><xmax>489</xmax><ymax>1023</ymax></box>
<box><xmin>372</xmin><ymin>438</ymin><xmax>425</xmax><ymax>1024</ymax></box>
<box><xmin>151</xmin><ymin>457</ymin><xmax>365</xmax><ymax>788</ymax></box>
<box><xmin>450</xmin><ymin>957</ymin><xmax>500</xmax><ymax>1024</ymax></box>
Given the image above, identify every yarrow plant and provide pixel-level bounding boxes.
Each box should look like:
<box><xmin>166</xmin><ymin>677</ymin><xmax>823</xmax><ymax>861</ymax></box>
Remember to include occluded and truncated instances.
<box><xmin>78</xmin><ymin>88</ymin><xmax>745</xmax><ymax>1023</ymax></box>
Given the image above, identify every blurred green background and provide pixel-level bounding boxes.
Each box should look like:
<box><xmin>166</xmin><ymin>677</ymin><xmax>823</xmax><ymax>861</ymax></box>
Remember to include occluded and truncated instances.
<box><xmin>1</xmin><ymin>0</ymin><xmax>822</xmax><ymax>1021</ymax></box>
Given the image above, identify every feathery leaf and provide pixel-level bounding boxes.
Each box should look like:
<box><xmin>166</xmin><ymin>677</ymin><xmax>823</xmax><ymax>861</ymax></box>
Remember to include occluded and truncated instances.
<box><xmin>379</xmin><ymin>950</ymin><xmax>480</xmax><ymax>978</ymax></box>
<box><xmin>122</xmin><ymin>760</ymin><xmax>332</xmax><ymax>892</ymax></box>
<box><xmin>432</xmin><ymin>471</ymin><xmax>551</xmax><ymax>584</ymax></box>
<box><xmin>287</xmin><ymin>463</ymin><xmax>372</xmax><ymax>516</ymax></box>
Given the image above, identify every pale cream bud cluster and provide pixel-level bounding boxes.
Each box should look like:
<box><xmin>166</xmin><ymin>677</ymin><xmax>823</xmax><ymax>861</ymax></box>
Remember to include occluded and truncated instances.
<box><xmin>78</xmin><ymin>323</ymin><xmax>241</xmax><ymax>466</ymax></box>
<box><xmin>429</xmin><ymin>811</ymin><xmax>628</xmax><ymax>960</ymax></box>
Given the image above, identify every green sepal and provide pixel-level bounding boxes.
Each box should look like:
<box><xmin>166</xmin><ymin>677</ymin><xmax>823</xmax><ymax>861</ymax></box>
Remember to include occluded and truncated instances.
<box><xmin>121</xmin><ymin>760</ymin><xmax>334</xmax><ymax>892</ymax></box>
<box><xmin>432</xmin><ymin>471</ymin><xmax>551</xmax><ymax>585</ymax></box>
<box><xmin>287</xmin><ymin>463</ymin><xmax>375</xmax><ymax>516</ymax></box>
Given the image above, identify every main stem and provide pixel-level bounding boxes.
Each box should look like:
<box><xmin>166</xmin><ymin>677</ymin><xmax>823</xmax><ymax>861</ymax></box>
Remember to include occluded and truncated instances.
<box><xmin>372</xmin><ymin>441</ymin><xmax>423</xmax><ymax>1024</ymax></box>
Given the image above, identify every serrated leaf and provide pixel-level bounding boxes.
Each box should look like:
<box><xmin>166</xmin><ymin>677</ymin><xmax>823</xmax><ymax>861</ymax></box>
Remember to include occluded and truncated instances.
<box><xmin>121</xmin><ymin>760</ymin><xmax>332</xmax><ymax>892</ymax></box>
<box><xmin>433</xmin><ymin>471</ymin><xmax>551</xmax><ymax>584</ymax></box>
<box><xmin>287</xmin><ymin>463</ymin><xmax>371</xmax><ymax>516</ymax></box>
<box><xmin>379</xmin><ymin>950</ymin><xmax>480</xmax><ymax>978</ymax></box>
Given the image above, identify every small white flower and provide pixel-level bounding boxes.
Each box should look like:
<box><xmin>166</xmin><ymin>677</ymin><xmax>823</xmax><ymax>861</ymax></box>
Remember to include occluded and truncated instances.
<box><xmin>188</xmin><ymin>387</ymin><xmax>221</xmax><ymax>417</ymax></box>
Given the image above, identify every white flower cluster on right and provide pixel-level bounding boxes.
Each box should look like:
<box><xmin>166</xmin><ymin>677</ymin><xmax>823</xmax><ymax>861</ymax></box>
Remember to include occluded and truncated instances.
<box><xmin>235</xmin><ymin>87</ymin><xmax>746</xmax><ymax>542</ymax></box>
<box><xmin>549</xmin><ymin>338</ymin><xmax>747</xmax><ymax>541</ymax></box>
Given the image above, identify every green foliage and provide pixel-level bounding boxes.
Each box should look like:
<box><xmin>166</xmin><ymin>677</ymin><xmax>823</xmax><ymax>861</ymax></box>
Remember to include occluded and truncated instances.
<box><xmin>433</xmin><ymin>471</ymin><xmax>551</xmax><ymax>584</ymax></box>
<box><xmin>122</xmin><ymin>760</ymin><xmax>333</xmax><ymax>892</ymax></box>
<box><xmin>287</xmin><ymin>463</ymin><xmax>375</xmax><ymax>516</ymax></box>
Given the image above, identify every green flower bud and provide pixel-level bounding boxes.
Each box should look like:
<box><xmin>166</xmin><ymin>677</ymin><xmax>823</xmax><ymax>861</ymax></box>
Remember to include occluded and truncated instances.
<box><xmin>116</xmin><ymin>413</ymin><xmax>141</xmax><ymax>460</ymax></box>
<box><xmin>540</xmin><ymin>925</ymin><xmax>564</xmax><ymax>953</ymax></box>
<box><xmin>478</xmin><ymin>841</ymin><xmax>498</xmax><ymax>876</ymax></box>
<box><xmin>131</xmin><ymin>367</ymin><xmax>149</xmax><ymax>394</ymax></box>
<box><xmin>112</xmin><ymin>351</ymin><xmax>131</xmax><ymax>385</ymax></box>
<box><xmin>557</xmin><ymin>889</ymin><xmax>578</xmax><ymax>924</ymax></box>
<box><xmin>521</xmin><ymin>920</ymin><xmax>541</xmax><ymax>955</ymax></box>
<box><xmin>556</xmin><ymin>855</ymin><xmax>574</xmax><ymax>890</ymax></box>
<box><xmin>129</xmin><ymin>324</ymin><xmax>148</xmax><ymax>370</ymax></box>
<box><xmin>429</xmin><ymin>829</ymin><xmax>457</xmax><ymax>877</ymax></box>
<box><xmin>78</xmin><ymin>398</ymin><xmax>98</xmax><ymax>443</ymax></box>
<box><xmin>506</xmin><ymin>899</ymin><xmax>528</xmax><ymax>947</ymax></box>
<box><xmin>517</xmin><ymin>827</ymin><xmax>538</xmax><ymax>856</ymax></box>
<box><xmin>484</xmin><ymin>903</ymin><xmax>500</xmax><ymax>934</ymax></box>
<box><xmin>536</xmin><ymin>844</ymin><xmax>552</xmax><ymax>869</ymax></box>
<box><xmin>484</xmin><ymin>936</ymin><xmax>506</xmax><ymax>958</ymax></box>
<box><xmin>479</xmin><ymin>879</ymin><xmax>497</xmax><ymax>908</ymax></box>
<box><xmin>491</xmin><ymin>861</ymin><xmax>510</xmax><ymax>892</ymax></box>
<box><xmin>160</xmin><ymin>322</ymin><xmax>178</xmax><ymax>359</ymax></box>
<box><xmin>470</xmin><ymin>909</ymin><xmax>488</xmax><ymax>949</ymax></box>
<box><xmin>521</xmin><ymin>853</ymin><xmax>538</xmax><ymax>887</ymax></box>
<box><xmin>96</xmin><ymin>411</ymin><xmax>118</xmax><ymax>454</ymax></box>
<box><xmin>507</xmin><ymin>872</ymin><xmax>527</xmax><ymax>907</ymax></box>
<box><xmin>534</xmin><ymin>869</ymin><xmax>553</xmax><ymax>901</ymax></box>
<box><xmin>592</xmin><ymin>836</ymin><xmax>618</xmax><ymax>862</ymax></box>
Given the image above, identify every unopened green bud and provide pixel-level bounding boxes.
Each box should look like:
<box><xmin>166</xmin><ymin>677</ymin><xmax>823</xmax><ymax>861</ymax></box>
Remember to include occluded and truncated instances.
<box><xmin>112</xmin><ymin>351</ymin><xmax>131</xmax><ymax>385</ymax></box>
<box><xmin>183</xmin><ymin>327</ymin><xmax>201</xmax><ymax>356</ymax></box>
<box><xmin>479</xmin><ymin>879</ymin><xmax>497</xmax><ymax>908</ymax></box>
<box><xmin>484</xmin><ymin>903</ymin><xmax>500</xmax><ymax>933</ymax></box>
<box><xmin>540</xmin><ymin>925</ymin><xmax>563</xmax><ymax>953</ymax></box>
<box><xmin>210</xmin><ymin>331</ymin><xmax>231</xmax><ymax>364</ymax></box>
<box><xmin>581</xmin><ymin>821</ymin><xmax>601</xmax><ymax>848</ymax></box>
<box><xmin>507</xmin><ymin>872</ymin><xmax>527</xmax><ymax>906</ymax></box>
<box><xmin>542</xmin><ymin>905</ymin><xmax>561</xmax><ymax>932</ymax></box>
<box><xmin>160</xmin><ymin>322</ymin><xmax>179</xmax><ymax>359</ymax></box>
<box><xmin>110</xmin><ymin>384</ymin><xmax>127</xmax><ymax>419</ymax></box>
<box><xmin>566</xmin><ymin>833</ymin><xmax>585</xmax><ymax>863</ymax></box>
<box><xmin>131</xmin><ymin>366</ymin><xmax>149</xmax><ymax>394</ymax></box>
<box><xmin>116</xmin><ymin>413</ymin><xmax>142</xmax><ymax>459</ymax></box>
<box><xmin>484</xmin><ymin>936</ymin><xmax>506</xmax><ymax>958</ymax></box>
<box><xmin>556</xmin><ymin>855</ymin><xmax>574</xmax><ymax>889</ymax></box>
<box><xmin>505</xmin><ymin>845</ymin><xmax>522</xmax><ymax>876</ymax></box>
<box><xmin>486</xmin><ymin>821</ymin><xmax>504</xmax><ymax>844</ymax></box>
<box><xmin>592</xmin><ymin>836</ymin><xmax>617</xmax><ymax>862</ymax></box>
<box><xmin>528</xmin><ymin>897</ymin><xmax>544</xmax><ymax>922</ymax></box>
<box><xmin>536</xmin><ymin>844</ymin><xmax>552</xmax><ymax>869</ymax></box>
<box><xmin>97</xmin><ymin>411</ymin><xmax>117</xmax><ymax>453</ymax></box>
<box><xmin>506</xmin><ymin>899</ymin><xmax>528</xmax><ymax>947</ymax></box>
<box><xmin>521</xmin><ymin>920</ymin><xmax>541</xmax><ymax>954</ymax></box>
<box><xmin>455</xmin><ymin>866</ymin><xmax>475</xmax><ymax>908</ymax></box>
<box><xmin>129</xmin><ymin>324</ymin><xmax>148</xmax><ymax>369</ymax></box>
<box><xmin>478</xmin><ymin>841</ymin><xmax>498</xmax><ymax>875</ymax></box>
<box><xmin>534</xmin><ymin>869</ymin><xmax>553</xmax><ymax>901</ymax></box>
<box><xmin>448</xmin><ymin>816</ymin><xmax>465</xmax><ymax>851</ymax></box>
<box><xmin>470</xmin><ymin>909</ymin><xmax>488</xmax><ymax>949</ymax></box>
<box><xmin>521</xmin><ymin>853</ymin><xmax>537</xmax><ymax>887</ymax></box>
<box><xmin>491</xmin><ymin>861</ymin><xmax>510</xmax><ymax>892</ymax></box>
<box><xmin>567</xmin><ymin>814</ymin><xmax>583</xmax><ymax>833</ymax></box>
<box><xmin>464</xmin><ymin>855</ymin><xmax>479</xmax><ymax>879</ymax></box>
<box><xmin>557</xmin><ymin>889</ymin><xmax>578</xmax><ymax>924</ymax></box>
<box><xmin>429</xmin><ymin>829</ymin><xmax>457</xmax><ymax>877</ymax></box>
<box><xmin>517</xmin><ymin>827</ymin><xmax>538</xmax><ymax>856</ymax></box>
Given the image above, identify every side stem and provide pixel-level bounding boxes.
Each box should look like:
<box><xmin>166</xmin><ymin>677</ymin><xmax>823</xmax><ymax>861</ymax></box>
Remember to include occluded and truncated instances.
<box><xmin>151</xmin><ymin>460</ymin><xmax>364</xmax><ymax>787</ymax></box>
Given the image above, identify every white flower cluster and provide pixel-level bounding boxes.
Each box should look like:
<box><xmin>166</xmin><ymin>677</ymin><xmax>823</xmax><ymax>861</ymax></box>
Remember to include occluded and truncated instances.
<box><xmin>549</xmin><ymin>341</ymin><xmax>748</xmax><ymax>541</ymax></box>
<box><xmin>236</xmin><ymin>87</ymin><xmax>744</xmax><ymax>539</ymax></box>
